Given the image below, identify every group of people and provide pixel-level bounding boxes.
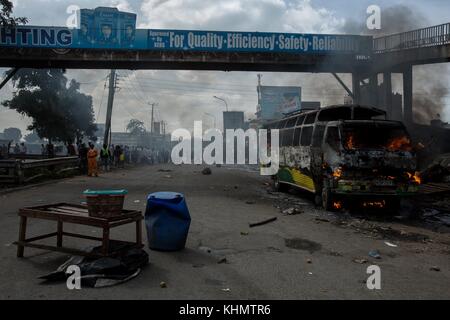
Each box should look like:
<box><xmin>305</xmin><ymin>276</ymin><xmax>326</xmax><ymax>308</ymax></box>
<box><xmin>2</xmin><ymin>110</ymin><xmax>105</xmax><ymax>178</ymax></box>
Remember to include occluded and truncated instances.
<box><xmin>78</xmin><ymin>143</ymin><xmax>136</xmax><ymax>177</ymax></box>
<box><xmin>0</xmin><ymin>142</ymin><xmax>28</xmax><ymax>159</ymax></box>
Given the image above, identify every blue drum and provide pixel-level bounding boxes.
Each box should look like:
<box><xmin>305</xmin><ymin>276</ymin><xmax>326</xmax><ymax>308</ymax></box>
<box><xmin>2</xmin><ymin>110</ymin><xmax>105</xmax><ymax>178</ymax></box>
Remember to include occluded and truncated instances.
<box><xmin>144</xmin><ymin>192</ymin><xmax>191</xmax><ymax>251</ymax></box>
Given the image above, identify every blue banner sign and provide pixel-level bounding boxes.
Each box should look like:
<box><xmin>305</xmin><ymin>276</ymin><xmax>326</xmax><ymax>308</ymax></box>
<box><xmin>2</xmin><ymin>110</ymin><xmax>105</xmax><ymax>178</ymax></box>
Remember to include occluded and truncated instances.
<box><xmin>0</xmin><ymin>26</ymin><xmax>371</xmax><ymax>54</ymax></box>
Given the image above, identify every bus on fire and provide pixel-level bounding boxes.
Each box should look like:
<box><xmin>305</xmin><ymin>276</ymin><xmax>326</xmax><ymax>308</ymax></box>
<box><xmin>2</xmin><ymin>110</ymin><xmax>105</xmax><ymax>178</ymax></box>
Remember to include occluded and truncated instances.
<box><xmin>264</xmin><ymin>105</ymin><xmax>421</xmax><ymax>211</ymax></box>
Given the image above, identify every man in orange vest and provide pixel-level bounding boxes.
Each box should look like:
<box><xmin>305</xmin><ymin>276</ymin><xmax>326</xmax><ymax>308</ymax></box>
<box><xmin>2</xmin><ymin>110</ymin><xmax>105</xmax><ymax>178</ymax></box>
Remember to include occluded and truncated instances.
<box><xmin>87</xmin><ymin>143</ymin><xmax>99</xmax><ymax>177</ymax></box>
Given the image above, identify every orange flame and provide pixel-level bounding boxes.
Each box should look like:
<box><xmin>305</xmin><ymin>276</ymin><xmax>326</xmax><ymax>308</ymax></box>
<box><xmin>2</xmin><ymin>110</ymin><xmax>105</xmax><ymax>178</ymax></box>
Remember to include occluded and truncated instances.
<box><xmin>346</xmin><ymin>134</ymin><xmax>355</xmax><ymax>150</ymax></box>
<box><xmin>407</xmin><ymin>172</ymin><xmax>422</xmax><ymax>185</ymax></box>
<box><xmin>333</xmin><ymin>201</ymin><xmax>343</xmax><ymax>210</ymax></box>
<box><xmin>333</xmin><ymin>168</ymin><xmax>343</xmax><ymax>179</ymax></box>
<box><xmin>363</xmin><ymin>200</ymin><xmax>386</xmax><ymax>208</ymax></box>
<box><xmin>387</xmin><ymin>136</ymin><xmax>412</xmax><ymax>152</ymax></box>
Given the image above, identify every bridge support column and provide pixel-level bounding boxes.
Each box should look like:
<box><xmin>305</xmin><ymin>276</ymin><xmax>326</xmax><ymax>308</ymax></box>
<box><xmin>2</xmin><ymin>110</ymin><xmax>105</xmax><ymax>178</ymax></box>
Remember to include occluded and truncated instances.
<box><xmin>368</xmin><ymin>74</ymin><xmax>378</xmax><ymax>107</ymax></box>
<box><xmin>383</xmin><ymin>72</ymin><xmax>393</xmax><ymax>119</ymax></box>
<box><xmin>352</xmin><ymin>73</ymin><xmax>361</xmax><ymax>104</ymax></box>
<box><xmin>403</xmin><ymin>66</ymin><xmax>413</xmax><ymax>125</ymax></box>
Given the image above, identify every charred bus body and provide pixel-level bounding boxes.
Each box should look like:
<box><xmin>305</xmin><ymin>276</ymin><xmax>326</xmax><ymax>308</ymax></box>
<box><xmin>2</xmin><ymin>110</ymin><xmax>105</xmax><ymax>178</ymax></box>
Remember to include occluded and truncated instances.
<box><xmin>265</xmin><ymin>105</ymin><xmax>420</xmax><ymax>211</ymax></box>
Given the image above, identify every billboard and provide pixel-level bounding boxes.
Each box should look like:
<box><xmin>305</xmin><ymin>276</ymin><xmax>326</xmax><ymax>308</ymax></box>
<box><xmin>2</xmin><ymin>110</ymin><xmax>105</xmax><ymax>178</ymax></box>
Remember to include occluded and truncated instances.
<box><xmin>259</xmin><ymin>86</ymin><xmax>302</xmax><ymax>120</ymax></box>
<box><xmin>0</xmin><ymin>9</ymin><xmax>372</xmax><ymax>55</ymax></box>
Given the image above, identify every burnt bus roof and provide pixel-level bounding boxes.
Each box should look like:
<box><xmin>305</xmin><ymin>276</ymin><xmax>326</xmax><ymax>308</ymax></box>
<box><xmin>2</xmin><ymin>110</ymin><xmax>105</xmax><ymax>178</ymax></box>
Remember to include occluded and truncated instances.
<box><xmin>264</xmin><ymin>105</ymin><xmax>387</xmax><ymax>128</ymax></box>
<box><xmin>329</xmin><ymin>119</ymin><xmax>407</xmax><ymax>128</ymax></box>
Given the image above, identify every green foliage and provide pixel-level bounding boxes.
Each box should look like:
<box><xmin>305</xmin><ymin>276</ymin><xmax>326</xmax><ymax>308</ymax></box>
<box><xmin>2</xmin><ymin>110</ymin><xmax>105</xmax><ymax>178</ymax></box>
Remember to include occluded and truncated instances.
<box><xmin>2</xmin><ymin>69</ymin><xmax>97</xmax><ymax>144</ymax></box>
<box><xmin>3</xmin><ymin>127</ymin><xmax>21</xmax><ymax>141</ymax></box>
<box><xmin>127</xmin><ymin>119</ymin><xmax>147</xmax><ymax>135</ymax></box>
<box><xmin>0</xmin><ymin>0</ymin><xmax>27</xmax><ymax>26</ymax></box>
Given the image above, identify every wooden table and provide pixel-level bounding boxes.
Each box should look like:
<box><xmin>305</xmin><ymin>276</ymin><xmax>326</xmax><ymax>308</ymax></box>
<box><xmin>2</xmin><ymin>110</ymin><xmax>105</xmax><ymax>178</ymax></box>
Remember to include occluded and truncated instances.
<box><xmin>15</xmin><ymin>203</ymin><xmax>143</xmax><ymax>258</ymax></box>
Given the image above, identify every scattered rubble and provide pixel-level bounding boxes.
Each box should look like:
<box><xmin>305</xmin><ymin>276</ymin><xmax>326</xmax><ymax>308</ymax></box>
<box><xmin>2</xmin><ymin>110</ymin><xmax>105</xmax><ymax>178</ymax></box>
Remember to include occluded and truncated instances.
<box><xmin>368</xmin><ymin>250</ymin><xmax>381</xmax><ymax>259</ymax></box>
<box><xmin>353</xmin><ymin>258</ymin><xmax>368</xmax><ymax>264</ymax></box>
<box><xmin>384</xmin><ymin>241</ymin><xmax>398</xmax><ymax>248</ymax></box>
<box><xmin>202</xmin><ymin>168</ymin><xmax>212</xmax><ymax>175</ymax></box>
<box><xmin>430</xmin><ymin>266</ymin><xmax>441</xmax><ymax>272</ymax></box>
<box><xmin>282</xmin><ymin>207</ymin><xmax>303</xmax><ymax>215</ymax></box>
<box><xmin>249</xmin><ymin>217</ymin><xmax>277</xmax><ymax>228</ymax></box>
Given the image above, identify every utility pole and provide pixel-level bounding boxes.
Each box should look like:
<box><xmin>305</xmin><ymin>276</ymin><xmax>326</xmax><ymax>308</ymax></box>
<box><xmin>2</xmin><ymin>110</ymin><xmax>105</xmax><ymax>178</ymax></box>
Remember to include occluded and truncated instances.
<box><xmin>104</xmin><ymin>69</ymin><xmax>117</xmax><ymax>147</ymax></box>
<box><xmin>149</xmin><ymin>102</ymin><xmax>158</xmax><ymax>133</ymax></box>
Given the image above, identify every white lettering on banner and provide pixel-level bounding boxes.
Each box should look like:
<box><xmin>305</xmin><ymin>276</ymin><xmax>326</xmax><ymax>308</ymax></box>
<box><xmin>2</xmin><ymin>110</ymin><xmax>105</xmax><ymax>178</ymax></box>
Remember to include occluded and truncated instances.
<box><xmin>227</xmin><ymin>33</ymin><xmax>275</xmax><ymax>50</ymax></box>
<box><xmin>187</xmin><ymin>32</ymin><xmax>224</xmax><ymax>50</ymax></box>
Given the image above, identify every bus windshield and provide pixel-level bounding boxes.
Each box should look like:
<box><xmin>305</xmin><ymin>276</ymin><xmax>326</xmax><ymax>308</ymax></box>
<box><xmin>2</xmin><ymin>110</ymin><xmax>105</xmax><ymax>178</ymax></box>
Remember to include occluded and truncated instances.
<box><xmin>341</xmin><ymin>123</ymin><xmax>413</xmax><ymax>152</ymax></box>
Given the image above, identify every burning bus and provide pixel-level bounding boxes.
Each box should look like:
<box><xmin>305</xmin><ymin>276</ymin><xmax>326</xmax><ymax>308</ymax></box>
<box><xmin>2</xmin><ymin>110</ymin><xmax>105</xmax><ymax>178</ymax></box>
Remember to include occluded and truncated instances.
<box><xmin>265</xmin><ymin>105</ymin><xmax>421</xmax><ymax>211</ymax></box>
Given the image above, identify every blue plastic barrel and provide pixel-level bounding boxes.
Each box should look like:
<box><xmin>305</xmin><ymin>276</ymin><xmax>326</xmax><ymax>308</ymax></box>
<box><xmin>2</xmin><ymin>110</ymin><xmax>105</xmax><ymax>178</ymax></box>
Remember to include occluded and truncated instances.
<box><xmin>144</xmin><ymin>192</ymin><xmax>191</xmax><ymax>251</ymax></box>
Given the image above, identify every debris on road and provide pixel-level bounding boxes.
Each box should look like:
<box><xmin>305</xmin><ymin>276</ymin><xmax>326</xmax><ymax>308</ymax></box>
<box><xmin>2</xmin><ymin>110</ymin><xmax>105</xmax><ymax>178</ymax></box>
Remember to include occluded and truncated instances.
<box><xmin>217</xmin><ymin>257</ymin><xmax>228</xmax><ymax>264</ymax></box>
<box><xmin>39</xmin><ymin>243</ymin><xmax>148</xmax><ymax>288</ymax></box>
<box><xmin>158</xmin><ymin>169</ymin><xmax>173</xmax><ymax>173</ymax></box>
<box><xmin>221</xmin><ymin>288</ymin><xmax>231</xmax><ymax>292</ymax></box>
<box><xmin>306</xmin><ymin>258</ymin><xmax>312</xmax><ymax>264</ymax></box>
<box><xmin>202</xmin><ymin>168</ymin><xmax>212</xmax><ymax>175</ymax></box>
<box><xmin>315</xmin><ymin>217</ymin><xmax>330</xmax><ymax>223</ymax></box>
<box><xmin>384</xmin><ymin>241</ymin><xmax>398</xmax><ymax>248</ymax></box>
<box><xmin>199</xmin><ymin>246</ymin><xmax>212</xmax><ymax>254</ymax></box>
<box><xmin>353</xmin><ymin>258</ymin><xmax>368</xmax><ymax>264</ymax></box>
<box><xmin>160</xmin><ymin>281</ymin><xmax>167</xmax><ymax>288</ymax></box>
<box><xmin>368</xmin><ymin>250</ymin><xmax>381</xmax><ymax>259</ymax></box>
<box><xmin>430</xmin><ymin>266</ymin><xmax>441</xmax><ymax>272</ymax></box>
<box><xmin>249</xmin><ymin>217</ymin><xmax>277</xmax><ymax>228</ymax></box>
<box><xmin>282</xmin><ymin>207</ymin><xmax>303</xmax><ymax>215</ymax></box>
<box><xmin>240</xmin><ymin>231</ymin><xmax>249</xmax><ymax>236</ymax></box>
<box><xmin>245</xmin><ymin>200</ymin><xmax>256</xmax><ymax>205</ymax></box>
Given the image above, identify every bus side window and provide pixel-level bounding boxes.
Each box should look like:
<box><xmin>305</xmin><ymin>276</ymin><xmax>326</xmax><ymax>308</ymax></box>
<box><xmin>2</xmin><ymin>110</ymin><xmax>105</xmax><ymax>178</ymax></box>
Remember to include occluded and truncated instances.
<box><xmin>300</xmin><ymin>127</ymin><xmax>313</xmax><ymax>146</ymax></box>
<box><xmin>325</xmin><ymin>127</ymin><xmax>340</xmax><ymax>151</ymax></box>
<box><xmin>296</xmin><ymin>115</ymin><xmax>306</xmax><ymax>126</ymax></box>
<box><xmin>304</xmin><ymin>113</ymin><xmax>317</xmax><ymax>125</ymax></box>
<box><xmin>312</xmin><ymin>125</ymin><xmax>326</xmax><ymax>147</ymax></box>
<box><xmin>282</xmin><ymin>129</ymin><xmax>294</xmax><ymax>146</ymax></box>
<box><xmin>293</xmin><ymin>127</ymin><xmax>302</xmax><ymax>146</ymax></box>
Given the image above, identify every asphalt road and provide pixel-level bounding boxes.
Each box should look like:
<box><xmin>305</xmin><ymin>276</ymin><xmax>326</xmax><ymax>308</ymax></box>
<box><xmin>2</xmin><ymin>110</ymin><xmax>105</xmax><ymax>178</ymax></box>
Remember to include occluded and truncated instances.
<box><xmin>0</xmin><ymin>164</ymin><xmax>449</xmax><ymax>299</ymax></box>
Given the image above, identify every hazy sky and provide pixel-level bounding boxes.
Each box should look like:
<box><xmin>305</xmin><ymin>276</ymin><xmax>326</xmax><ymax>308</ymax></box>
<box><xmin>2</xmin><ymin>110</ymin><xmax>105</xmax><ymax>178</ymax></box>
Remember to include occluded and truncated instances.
<box><xmin>1</xmin><ymin>0</ymin><xmax>449</xmax><ymax>135</ymax></box>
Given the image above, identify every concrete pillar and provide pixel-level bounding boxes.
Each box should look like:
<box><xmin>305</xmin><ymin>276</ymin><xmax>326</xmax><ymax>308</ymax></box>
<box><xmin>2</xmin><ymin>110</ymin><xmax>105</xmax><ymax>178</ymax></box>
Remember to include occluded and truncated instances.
<box><xmin>403</xmin><ymin>66</ymin><xmax>413</xmax><ymax>125</ymax></box>
<box><xmin>384</xmin><ymin>72</ymin><xmax>393</xmax><ymax>120</ymax></box>
<box><xmin>369</xmin><ymin>74</ymin><xmax>378</xmax><ymax>107</ymax></box>
<box><xmin>352</xmin><ymin>73</ymin><xmax>361</xmax><ymax>105</ymax></box>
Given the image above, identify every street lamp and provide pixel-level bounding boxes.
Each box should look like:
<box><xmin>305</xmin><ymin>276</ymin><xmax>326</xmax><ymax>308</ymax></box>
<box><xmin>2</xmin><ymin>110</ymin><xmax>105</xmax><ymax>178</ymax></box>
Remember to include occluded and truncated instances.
<box><xmin>213</xmin><ymin>96</ymin><xmax>229</xmax><ymax>112</ymax></box>
<box><xmin>204</xmin><ymin>112</ymin><xmax>217</xmax><ymax>128</ymax></box>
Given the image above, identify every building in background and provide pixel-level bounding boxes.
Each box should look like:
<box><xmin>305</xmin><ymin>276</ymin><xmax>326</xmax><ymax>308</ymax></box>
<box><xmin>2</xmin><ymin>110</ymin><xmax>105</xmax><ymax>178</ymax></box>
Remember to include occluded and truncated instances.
<box><xmin>223</xmin><ymin>111</ymin><xmax>245</xmax><ymax>130</ymax></box>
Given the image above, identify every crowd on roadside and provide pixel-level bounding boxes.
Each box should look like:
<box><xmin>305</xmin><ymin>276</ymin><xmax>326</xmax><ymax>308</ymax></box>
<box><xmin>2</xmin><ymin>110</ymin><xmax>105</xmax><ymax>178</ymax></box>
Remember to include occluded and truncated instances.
<box><xmin>76</xmin><ymin>142</ymin><xmax>171</xmax><ymax>177</ymax></box>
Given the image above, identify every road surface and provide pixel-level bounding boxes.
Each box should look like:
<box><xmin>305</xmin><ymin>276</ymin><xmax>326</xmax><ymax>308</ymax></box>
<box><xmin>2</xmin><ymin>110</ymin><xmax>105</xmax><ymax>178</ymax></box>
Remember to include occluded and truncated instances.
<box><xmin>0</xmin><ymin>164</ymin><xmax>449</xmax><ymax>299</ymax></box>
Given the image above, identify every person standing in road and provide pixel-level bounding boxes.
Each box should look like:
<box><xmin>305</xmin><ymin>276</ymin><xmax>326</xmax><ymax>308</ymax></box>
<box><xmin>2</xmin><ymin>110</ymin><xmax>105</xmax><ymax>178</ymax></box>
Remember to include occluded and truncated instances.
<box><xmin>100</xmin><ymin>144</ymin><xmax>111</xmax><ymax>172</ymax></box>
<box><xmin>87</xmin><ymin>143</ymin><xmax>99</xmax><ymax>177</ymax></box>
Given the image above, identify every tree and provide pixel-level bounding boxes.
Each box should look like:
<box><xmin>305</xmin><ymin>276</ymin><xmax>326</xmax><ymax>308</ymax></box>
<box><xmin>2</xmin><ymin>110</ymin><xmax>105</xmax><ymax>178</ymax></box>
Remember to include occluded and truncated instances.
<box><xmin>2</xmin><ymin>69</ymin><xmax>97</xmax><ymax>144</ymax></box>
<box><xmin>0</xmin><ymin>0</ymin><xmax>27</xmax><ymax>26</ymax></box>
<box><xmin>126</xmin><ymin>119</ymin><xmax>146</xmax><ymax>135</ymax></box>
<box><xmin>3</xmin><ymin>127</ymin><xmax>21</xmax><ymax>142</ymax></box>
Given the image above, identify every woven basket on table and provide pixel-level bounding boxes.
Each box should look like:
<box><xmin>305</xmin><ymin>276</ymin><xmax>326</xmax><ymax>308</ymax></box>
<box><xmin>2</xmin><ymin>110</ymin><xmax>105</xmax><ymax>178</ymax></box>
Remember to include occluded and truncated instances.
<box><xmin>85</xmin><ymin>194</ymin><xmax>125</xmax><ymax>218</ymax></box>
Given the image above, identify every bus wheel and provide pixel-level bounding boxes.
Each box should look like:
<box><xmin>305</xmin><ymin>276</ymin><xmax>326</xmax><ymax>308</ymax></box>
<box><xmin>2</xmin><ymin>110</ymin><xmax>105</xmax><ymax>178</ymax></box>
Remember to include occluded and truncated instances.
<box><xmin>322</xmin><ymin>182</ymin><xmax>335</xmax><ymax>211</ymax></box>
<box><xmin>273</xmin><ymin>176</ymin><xmax>288</xmax><ymax>192</ymax></box>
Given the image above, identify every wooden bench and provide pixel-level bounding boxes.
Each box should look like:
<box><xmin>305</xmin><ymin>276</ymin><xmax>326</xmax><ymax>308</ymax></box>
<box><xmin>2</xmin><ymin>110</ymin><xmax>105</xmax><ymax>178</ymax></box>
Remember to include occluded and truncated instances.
<box><xmin>15</xmin><ymin>203</ymin><xmax>143</xmax><ymax>258</ymax></box>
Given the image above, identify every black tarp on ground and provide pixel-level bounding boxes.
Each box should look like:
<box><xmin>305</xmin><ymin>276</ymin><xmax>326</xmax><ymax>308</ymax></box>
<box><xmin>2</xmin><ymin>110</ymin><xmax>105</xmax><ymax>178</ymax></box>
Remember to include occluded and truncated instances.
<box><xmin>39</xmin><ymin>241</ymin><xmax>149</xmax><ymax>288</ymax></box>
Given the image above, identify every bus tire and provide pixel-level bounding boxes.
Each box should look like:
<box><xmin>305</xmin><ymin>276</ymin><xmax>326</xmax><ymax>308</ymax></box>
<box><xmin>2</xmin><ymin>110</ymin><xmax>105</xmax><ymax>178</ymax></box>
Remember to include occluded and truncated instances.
<box><xmin>273</xmin><ymin>176</ymin><xmax>289</xmax><ymax>192</ymax></box>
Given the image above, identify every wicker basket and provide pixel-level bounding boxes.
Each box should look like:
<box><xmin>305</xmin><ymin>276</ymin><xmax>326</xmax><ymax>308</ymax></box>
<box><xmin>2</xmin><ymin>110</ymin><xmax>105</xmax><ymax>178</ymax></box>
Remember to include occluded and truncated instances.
<box><xmin>85</xmin><ymin>194</ymin><xmax>125</xmax><ymax>218</ymax></box>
